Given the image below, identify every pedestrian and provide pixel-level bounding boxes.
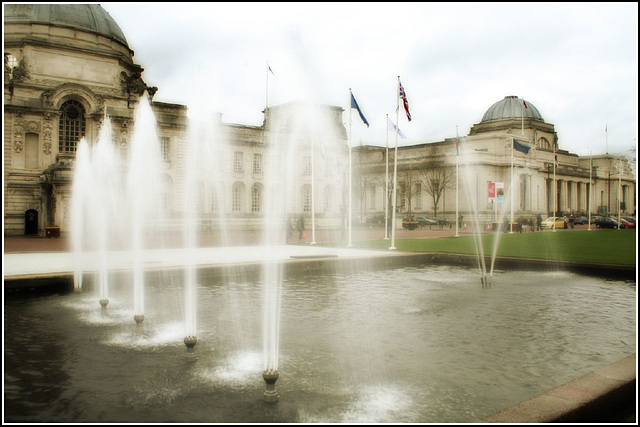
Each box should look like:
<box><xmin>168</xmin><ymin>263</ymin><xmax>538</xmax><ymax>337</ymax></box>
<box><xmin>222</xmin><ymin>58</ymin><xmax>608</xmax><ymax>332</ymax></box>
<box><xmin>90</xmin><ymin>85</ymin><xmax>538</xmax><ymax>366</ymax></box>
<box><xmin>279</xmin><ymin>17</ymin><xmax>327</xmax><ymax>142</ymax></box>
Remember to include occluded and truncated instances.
<box><xmin>286</xmin><ymin>216</ymin><xmax>293</xmax><ymax>243</ymax></box>
<box><xmin>297</xmin><ymin>215</ymin><xmax>305</xmax><ymax>240</ymax></box>
<box><xmin>537</xmin><ymin>213</ymin><xmax>543</xmax><ymax>231</ymax></box>
<box><xmin>459</xmin><ymin>214</ymin><xmax>463</xmax><ymax>229</ymax></box>
<box><xmin>570</xmin><ymin>216</ymin><xmax>574</xmax><ymax>229</ymax></box>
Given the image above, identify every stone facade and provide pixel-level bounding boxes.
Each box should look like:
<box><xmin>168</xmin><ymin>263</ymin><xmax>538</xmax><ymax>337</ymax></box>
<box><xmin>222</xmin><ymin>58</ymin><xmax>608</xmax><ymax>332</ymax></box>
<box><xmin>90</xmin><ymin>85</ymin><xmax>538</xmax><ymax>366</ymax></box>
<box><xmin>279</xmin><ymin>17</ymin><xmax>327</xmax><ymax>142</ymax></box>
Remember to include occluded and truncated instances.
<box><xmin>352</xmin><ymin>98</ymin><xmax>636</xmax><ymax>225</ymax></box>
<box><xmin>3</xmin><ymin>5</ymin><xmax>635</xmax><ymax>237</ymax></box>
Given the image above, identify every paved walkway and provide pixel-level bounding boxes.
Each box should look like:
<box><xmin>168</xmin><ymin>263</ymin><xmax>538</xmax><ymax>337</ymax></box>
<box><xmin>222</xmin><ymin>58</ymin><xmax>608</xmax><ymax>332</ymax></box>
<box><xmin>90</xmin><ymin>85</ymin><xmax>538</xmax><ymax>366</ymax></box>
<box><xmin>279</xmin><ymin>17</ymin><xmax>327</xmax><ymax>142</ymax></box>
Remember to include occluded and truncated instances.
<box><xmin>3</xmin><ymin>224</ymin><xmax>588</xmax><ymax>280</ymax></box>
<box><xmin>3</xmin><ymin>244</ymin><xmax>404</xmax><ymax>279</ymax></box>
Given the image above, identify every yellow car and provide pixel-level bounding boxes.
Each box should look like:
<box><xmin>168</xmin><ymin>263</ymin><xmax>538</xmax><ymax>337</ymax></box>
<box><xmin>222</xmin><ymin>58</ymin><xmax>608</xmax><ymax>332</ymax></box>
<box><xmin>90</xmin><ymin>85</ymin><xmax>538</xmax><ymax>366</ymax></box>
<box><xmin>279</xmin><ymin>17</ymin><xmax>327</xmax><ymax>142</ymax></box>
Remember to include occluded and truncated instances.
<box><xmin>541</xmin><ymin>217</ymin><xmax>567</xmax><ymax>230</ymax></box>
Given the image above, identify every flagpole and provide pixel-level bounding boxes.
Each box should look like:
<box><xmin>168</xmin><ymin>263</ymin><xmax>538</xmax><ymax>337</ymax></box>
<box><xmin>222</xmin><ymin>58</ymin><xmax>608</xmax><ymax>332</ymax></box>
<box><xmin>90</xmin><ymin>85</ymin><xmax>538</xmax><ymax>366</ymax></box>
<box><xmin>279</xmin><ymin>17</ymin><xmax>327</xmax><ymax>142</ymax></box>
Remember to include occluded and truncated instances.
<box><xmin>553</xmin><ymin>142</ymin><xmax>557</xmax><ymax>232</ymax></box>
<box><xmin>384</xmin><ymin>114</ymin><xmax>390</xmax><ymax>240</ymax></box>
<box><xmin>510</xmin><ymin>137</ymin><xmax>514</xmax><ymax>234</ymax></box>
<box><xmin>617</xmin><ymin>158</ymin><xmax>622</xmax><ymax>229</ymax></box>
<box><xmin>311</xmin><ymin>134</ymin><xmax>316</xmax><ymax>244</ymax></box>
<box><xmin>521</xmin><ymin>98</ymin><xmax>524</xmax><ymax>136</ymax></box>
<box><xmin>266</xmin><ymin>61</ymin><xmax>269</xmax><ymax>110</ymax></box>
<box><xmin>455</xmin><ymin>126</ymin><xmax>459</xmax><ymax>237</ymax></box>
<box><xmin>348</xmin><ymin>89</ymin><xmax>353</xmax><ymax>247</ymax></box>
<box><xmin>389</xmin><ymin>77</ymin><xmax>400</xmax><ymax>250</ymax></box>
<box><xmin>587</xmin><ymin>150</ymin><xmax>593</xmax><ymax>231</ymax></box>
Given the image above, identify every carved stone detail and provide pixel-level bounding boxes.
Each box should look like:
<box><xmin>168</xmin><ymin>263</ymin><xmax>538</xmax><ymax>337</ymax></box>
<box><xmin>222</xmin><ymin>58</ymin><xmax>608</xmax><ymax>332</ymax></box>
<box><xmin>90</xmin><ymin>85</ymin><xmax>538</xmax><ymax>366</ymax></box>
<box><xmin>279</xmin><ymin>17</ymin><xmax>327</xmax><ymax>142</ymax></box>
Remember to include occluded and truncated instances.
<box><xmin>42</xmin><ymin>117</ymin><xmax>53</xmax><ymax>155</ymax></box>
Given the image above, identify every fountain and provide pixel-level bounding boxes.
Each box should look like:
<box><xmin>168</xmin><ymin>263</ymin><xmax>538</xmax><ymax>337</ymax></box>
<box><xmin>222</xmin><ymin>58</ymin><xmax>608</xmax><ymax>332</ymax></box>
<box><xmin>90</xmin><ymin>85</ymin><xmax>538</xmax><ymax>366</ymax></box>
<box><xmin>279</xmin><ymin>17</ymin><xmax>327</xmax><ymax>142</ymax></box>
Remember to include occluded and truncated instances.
<box><xmin>4</xmin><ymin>262</ymin><xmax>635</xmax><ymax>423</ymax></box>
<box><xmin>22</xmin><ymin>91</ymin><xmax>634</xmax><ymax>423</ymax></box>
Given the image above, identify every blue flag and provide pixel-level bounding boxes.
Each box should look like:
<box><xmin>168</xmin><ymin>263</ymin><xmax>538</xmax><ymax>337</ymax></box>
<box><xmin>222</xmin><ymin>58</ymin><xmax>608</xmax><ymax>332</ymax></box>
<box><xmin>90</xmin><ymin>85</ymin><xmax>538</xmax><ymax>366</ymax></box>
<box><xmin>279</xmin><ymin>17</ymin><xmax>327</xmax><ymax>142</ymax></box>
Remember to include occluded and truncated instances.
<box><xmin>350</xmin><ymin>93</ymin><xmax>369</xmax><ymax>128</ymax></box>
<box><xmin>513</xmin><ymin>138</ymin><xmax>530</xmax><ymax>154</ymax></box>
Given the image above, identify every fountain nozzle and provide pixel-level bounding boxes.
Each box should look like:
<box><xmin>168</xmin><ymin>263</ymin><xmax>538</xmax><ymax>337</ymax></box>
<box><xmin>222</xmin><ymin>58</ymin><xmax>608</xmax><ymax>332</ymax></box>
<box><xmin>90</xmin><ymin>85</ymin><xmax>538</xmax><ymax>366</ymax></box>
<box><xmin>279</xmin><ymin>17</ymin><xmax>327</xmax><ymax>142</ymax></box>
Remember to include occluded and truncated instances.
<box><xmin>263</xmin><ymin>369</ymin><xmax>279</xmax><ymax>403</ymax></box>
<box><xmin>134</xmin><ymin>314</ymin><xmax>145</xmax><ymax>332</ymax></box>
<box><xmin>184</xmin><ymin>336</ymin><xmax>198</xmax><ymax>362</ymax></box>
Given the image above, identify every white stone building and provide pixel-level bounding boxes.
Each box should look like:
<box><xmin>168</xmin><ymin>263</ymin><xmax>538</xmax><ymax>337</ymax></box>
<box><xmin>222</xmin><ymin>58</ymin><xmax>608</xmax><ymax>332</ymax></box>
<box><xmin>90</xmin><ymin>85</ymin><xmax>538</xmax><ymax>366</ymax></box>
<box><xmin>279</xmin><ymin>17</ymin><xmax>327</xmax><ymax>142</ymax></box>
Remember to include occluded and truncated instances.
<box><xmin>4</xmin><ymin>5</ymin><xmax>634</xmax><ymax>238</ymax></box>
<box><xmin>352</xmin><ymin>96</ymin><xmax>636</xmax><ymax>225</ymax></box>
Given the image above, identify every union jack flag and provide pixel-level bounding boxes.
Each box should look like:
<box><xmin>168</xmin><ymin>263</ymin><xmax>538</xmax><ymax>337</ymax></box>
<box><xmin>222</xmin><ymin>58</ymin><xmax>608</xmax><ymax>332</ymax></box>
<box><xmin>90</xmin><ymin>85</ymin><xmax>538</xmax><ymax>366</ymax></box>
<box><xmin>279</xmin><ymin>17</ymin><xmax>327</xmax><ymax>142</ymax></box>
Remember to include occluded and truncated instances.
<box><xmin>398</xmin><ymin>80</ymin><xmax>411</xmax><ymax>122</ymax></box>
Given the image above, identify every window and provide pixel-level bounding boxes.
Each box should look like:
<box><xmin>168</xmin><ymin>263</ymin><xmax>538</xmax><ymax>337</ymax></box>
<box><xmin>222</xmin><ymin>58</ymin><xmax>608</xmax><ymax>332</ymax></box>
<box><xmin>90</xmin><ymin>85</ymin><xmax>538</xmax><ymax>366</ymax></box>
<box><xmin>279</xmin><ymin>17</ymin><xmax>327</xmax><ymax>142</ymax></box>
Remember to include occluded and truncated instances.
<box><xmin>59</xmin><ymin>100</ymin><xmax>85</xmax><ymax>153</ymax></box>
<box><xmin>537</xmin><ymin>137</ymin><xmax>550</xmax><ymax>150</ymax></box>
<box><xmin>253</xmin><ymin>153</ymin><xmax>262</xmax><ymax>173</ymax></box>
<box><xmin>324</xmin><ymin>185</ymin><xmax>332</xmax><ymax>212</ymax></box>
<box><xmin>160</xmin><ymin>137</ymin><xmax>170</xmax><ymax>162</ymax></box>
<box><xmin>232</xmin><ymin>183</ymin><xmax>244</xmax><ymax>212</ymax></box>
<box><xmin>234</xmin><ymin>152</ymin><xmax>244</xmax><ymax>173</ymax></box>
<box><xmin>302</xmin><ymin>185</ymin><xmax>312</xmax><ymax>212</ymax></box>
<box><xmin>303</xmin><ymin>156</ymin><xmax>312</xmax><ymax>175</ymax></box>
<box><xmin>251</xmin><ymin>185</ymin><xmax>262</xmax><ymax>212</ymax></box>
<box><xmin>211</xmin><ymin>185</ymin><xmax>219</xmax><ymax>212</ymax></box>
<box><xmin>196</xmin><ymin>181</ymin><xmax>204</xmax><ymax>213</ymax></box>
<box><xmin>414</xmin><ymin>183</ymin><xmax>422</xmax><ymax>210</ymax></box>
<box><xmin>399</xmin><ymin>183</ymin><xmax>406</xmax><ymax>211</ymax></box>
<box><xmin>5</xmin><ymin>53</ymin><xmax>18</xmax><ymax>69</ymax></box>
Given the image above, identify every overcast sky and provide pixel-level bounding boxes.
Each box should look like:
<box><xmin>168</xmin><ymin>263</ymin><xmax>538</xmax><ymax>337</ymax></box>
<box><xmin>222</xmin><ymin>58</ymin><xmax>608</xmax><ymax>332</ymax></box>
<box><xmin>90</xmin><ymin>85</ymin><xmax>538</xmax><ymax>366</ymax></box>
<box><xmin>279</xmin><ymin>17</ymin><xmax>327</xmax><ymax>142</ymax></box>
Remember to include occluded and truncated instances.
<box><xmin>103</xmin><ymin>2</ymin><xmax>638</xmax><ymax>158</ymax></box>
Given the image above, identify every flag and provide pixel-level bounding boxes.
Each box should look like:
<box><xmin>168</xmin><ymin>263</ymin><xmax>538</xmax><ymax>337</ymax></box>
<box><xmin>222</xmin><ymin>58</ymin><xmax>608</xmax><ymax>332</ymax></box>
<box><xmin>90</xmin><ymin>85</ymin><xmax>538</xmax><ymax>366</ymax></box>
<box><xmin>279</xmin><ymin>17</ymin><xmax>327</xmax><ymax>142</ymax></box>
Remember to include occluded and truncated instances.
<box><xmin>387</xmin><ymin>117</ymin><xmax>406</xmax><ymax>139</ymax></box>
<box><xmin>268</xmin><ymin>65</ymin><xmax>275</xmax><ymax>76</ymax></box>
<box><xmin>522</xmin><ymin>99</ymin><xmax>528</xmax><ymax>109</ymax></box>
<box><xmin>455</xmin><ymin>136</ymin><xmax>460</xmax><ymax>155</ymax></box>
<box><xmin>398</xmin><ymin>80</ymin><xmax>411</xmax><ymax>122</ymax></box>
<box><xmin>350</xmin><ymin>92</ymin><xmax>369</xmax><ymax>128</ymax></box>
<box><xmin>554</xmin><ymin>154</ymin><xmax>559</xmax><ymax>167</ymax></box>
<box><xmin>513</xmin><ymin>138</ymin><xmax>530</xmax><ymax>154</ymax></box>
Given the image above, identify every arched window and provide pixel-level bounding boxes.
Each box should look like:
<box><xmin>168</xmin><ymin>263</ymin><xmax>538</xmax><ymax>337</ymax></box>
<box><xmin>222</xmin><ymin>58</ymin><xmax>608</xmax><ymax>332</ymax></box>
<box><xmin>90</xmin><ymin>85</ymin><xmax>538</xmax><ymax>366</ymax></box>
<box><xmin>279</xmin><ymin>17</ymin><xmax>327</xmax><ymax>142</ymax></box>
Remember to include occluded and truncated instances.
<box><xmin>232</xmin><ymin>182</ymin><xmax>244</xmax><ymax>212</ymax></box>
<box><xmin>302</xmin><ymin>184</ymin><xmax>312</xmax><ymax>213</ymax></box>
<box><xmin>537</xmin><ymin>137</ymin><xmax>550</xmax><ymax>150</ymax></box>
<box><xmin>211</xmin><ymin>183</ymin><xmax>221</xmax><ymax>212</ymax></box>
<box><xmin>251</xmin><ymin>184</ymin><xmax>262</xmax><ymax>213</ymax></box>
<box><xmin>59</xmin><ymin>100</ymin><xmax>86</xmax><ymax>153</ymax></box>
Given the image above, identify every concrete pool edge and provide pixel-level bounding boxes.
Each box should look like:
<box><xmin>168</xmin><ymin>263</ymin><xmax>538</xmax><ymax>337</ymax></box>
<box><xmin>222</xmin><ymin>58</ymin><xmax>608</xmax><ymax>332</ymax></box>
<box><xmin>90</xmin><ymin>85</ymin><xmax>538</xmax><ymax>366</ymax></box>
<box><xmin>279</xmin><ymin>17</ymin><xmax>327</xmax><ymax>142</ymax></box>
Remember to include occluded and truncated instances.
<box><xmin>478</xmin><ymin>353</ymin><xmax>637</xmax><ymax>423</ymax></box>
<box><xmin>3</xmin><ymin>250</ymin><xmax>635</xmax><ymax>292</ymax></box>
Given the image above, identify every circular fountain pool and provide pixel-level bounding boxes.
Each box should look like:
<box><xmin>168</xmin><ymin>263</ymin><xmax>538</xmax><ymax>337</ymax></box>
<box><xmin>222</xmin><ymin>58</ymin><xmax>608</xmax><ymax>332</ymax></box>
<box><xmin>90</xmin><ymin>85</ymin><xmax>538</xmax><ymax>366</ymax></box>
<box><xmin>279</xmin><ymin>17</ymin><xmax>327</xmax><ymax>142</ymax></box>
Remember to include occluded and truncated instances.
<box><xmin>3</xmin><ymin>264</ymin><xmax>636</xmax><ymax>423</ymax></box>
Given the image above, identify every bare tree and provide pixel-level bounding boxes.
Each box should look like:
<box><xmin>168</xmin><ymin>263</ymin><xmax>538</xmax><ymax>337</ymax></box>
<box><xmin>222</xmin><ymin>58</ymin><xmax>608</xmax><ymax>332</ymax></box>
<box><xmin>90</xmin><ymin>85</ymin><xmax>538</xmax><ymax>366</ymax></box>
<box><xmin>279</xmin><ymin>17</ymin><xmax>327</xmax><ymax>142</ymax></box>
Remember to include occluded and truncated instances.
<box><xmin>397</xmin><ymin>158</ymin><xmax>421</xmax><ymax>215</ymax></box>
<box><xmin>419</xmin><ymin>146</ymin><xmax>454</xmax><ymax>218</ymax></box>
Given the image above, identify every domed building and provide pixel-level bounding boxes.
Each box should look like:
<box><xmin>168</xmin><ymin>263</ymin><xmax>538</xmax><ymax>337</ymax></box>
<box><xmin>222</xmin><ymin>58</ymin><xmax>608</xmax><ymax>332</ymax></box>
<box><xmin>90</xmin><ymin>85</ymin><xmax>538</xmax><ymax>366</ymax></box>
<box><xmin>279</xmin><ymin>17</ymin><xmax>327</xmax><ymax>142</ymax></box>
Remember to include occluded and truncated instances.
<box><xmin>3</xmin><ymin>5</ymin><xmax>633</xmax><ymax>238</ymax></box>
<box><xmin>3</xmin><ymin>4</ymin><xmax>348</xmax><ymax>237</ymax></box>
<box><xmin>4</xmin><ymin>4</ymin><xmax>188</xmax><ymax>236</ymax></box>
<box><xmin>353</xmin><ymin>95</ymin><xmax>635</xmax><ymax>226</ymax></box>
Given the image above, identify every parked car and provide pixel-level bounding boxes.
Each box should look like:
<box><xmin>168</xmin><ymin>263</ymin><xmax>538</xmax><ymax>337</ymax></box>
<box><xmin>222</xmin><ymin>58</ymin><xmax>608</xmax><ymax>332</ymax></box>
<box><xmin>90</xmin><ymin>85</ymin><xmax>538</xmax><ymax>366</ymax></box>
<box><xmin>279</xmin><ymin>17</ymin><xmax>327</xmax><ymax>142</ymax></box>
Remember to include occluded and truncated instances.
<box><xmin>619</xmin><ymin>217</ymin><xmax>635</xmax><ymax>229</ymax></box>
<box><xmin>595</xmin><ymin>217</ymin><xmax>619</xmax><ymax>229</ymax></box>
<box><xmin>573</xmin><ymin>216</ymin><xmax>588</xmax><ymax>225</ymax></box>
<box><xmin>415</xmin><ymin>216</ymin><xmax>437</xmax><ymax>226</ymax></box>
<box><xmin>541</xmin><ymin>217</ymin><xmax>566</xmax><ymax>230</ymax></box>
<box><xmin>434</xmin><ymin>217</ymin><xmax>449</xmax><ymax>225</ymax></box>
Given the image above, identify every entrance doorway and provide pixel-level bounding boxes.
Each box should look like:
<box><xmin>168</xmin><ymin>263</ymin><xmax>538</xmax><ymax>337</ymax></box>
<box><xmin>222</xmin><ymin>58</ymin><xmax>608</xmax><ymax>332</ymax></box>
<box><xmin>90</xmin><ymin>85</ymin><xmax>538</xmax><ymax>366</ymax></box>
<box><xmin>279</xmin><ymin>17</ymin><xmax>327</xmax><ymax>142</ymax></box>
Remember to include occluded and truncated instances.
<box><xmin>25</xmin><ymin>209</ymin><xmax>38</xmax><ymax>235</ymax></box>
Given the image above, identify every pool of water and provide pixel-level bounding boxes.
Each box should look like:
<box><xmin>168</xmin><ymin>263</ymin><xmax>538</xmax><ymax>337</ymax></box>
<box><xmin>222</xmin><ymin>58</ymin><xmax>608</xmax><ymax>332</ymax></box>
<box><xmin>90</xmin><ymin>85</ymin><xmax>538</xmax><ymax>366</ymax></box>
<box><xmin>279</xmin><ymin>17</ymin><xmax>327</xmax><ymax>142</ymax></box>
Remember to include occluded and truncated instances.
<box><xmin>4</xmin><ymin>264</ymin><xmax>636</xmax><ymax>422</ymax></box>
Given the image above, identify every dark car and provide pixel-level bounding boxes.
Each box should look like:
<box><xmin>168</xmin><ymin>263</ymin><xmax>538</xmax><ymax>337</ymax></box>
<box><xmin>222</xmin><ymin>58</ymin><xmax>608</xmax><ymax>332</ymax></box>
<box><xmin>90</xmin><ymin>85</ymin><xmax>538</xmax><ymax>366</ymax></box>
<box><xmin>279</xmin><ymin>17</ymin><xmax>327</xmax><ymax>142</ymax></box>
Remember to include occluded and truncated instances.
<box><xmin>595</xmin><ymin>217</ymin><xmax>619</xmax><ymax>229</ymax></box>
<box><xmin>573</xmin><ymin>216</ymin><xmax>588</xmax><ymax>225</ymax></box>
<box><xmin>434</xmin><ymin>217</ymin><xmax>449</xmax><ymax>225</ymax></box>
<box><xmin>415</xmin><ymin>216</ymin><xmax>437</xmax><ymax>226</ymax></box>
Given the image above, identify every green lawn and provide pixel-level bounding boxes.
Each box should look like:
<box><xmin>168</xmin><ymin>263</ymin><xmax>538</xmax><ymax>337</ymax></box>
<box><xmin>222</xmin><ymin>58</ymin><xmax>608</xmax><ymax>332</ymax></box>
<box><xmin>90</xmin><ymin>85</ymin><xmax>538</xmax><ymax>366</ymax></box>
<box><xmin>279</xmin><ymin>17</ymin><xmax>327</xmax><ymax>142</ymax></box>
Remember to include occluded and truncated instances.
<box><xmin>349</xmin><ymin>230</ymin><xmax>637</xmax><ymax>266</ymax></box>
